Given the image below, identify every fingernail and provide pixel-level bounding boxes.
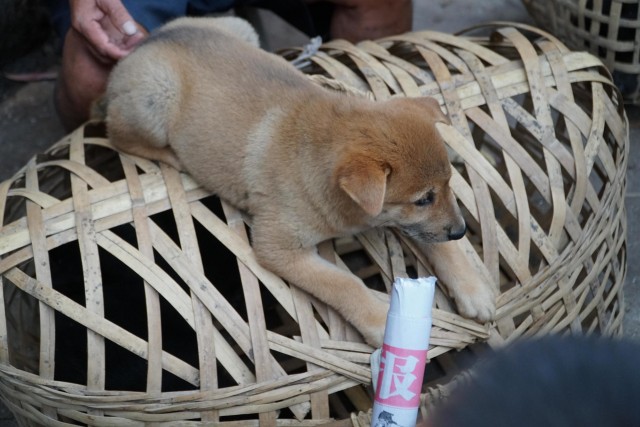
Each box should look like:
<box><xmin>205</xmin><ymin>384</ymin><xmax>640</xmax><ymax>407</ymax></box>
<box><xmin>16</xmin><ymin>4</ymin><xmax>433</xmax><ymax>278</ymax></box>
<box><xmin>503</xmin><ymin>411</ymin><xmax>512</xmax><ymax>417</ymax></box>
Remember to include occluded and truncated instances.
<box><xmin>123</xmin><ymin>21</ymin><xmax>137</xmax><ymax>36</ymax></box>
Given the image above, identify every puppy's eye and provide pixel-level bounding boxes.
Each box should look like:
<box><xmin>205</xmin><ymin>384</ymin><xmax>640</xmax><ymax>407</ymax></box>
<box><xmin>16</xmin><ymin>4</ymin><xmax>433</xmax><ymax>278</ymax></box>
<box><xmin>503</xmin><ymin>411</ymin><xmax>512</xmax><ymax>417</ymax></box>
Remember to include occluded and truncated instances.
<box><xmin>414</xmin><ymin>192</ymin><xmax>435</xmax><ymax>207</ymax></box>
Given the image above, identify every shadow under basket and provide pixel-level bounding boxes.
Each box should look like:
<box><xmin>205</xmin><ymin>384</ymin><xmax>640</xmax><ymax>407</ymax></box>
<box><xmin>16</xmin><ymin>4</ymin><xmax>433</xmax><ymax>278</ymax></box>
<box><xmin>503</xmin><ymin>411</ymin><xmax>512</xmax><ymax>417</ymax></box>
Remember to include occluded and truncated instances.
<box><xmin>0</xmin><ymin>23</ymin><xmax>628</xmax><ymax>426</ymax></box>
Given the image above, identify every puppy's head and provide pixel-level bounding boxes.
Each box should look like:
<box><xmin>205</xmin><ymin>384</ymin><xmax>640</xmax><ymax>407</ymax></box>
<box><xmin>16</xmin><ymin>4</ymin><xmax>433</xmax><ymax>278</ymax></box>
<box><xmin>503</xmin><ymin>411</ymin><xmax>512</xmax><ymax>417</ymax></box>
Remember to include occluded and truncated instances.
<box><xmin>335</xmin><ymin>96</ymin><xmax>466</xmax><ymax>243</ymax></box>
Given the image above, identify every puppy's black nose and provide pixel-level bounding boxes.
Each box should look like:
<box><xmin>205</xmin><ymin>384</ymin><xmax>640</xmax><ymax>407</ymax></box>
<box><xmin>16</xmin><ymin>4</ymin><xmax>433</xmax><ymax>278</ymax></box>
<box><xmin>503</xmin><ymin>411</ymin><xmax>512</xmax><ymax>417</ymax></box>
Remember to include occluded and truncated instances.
<box><xmin>447</xmin><ymin>223</ymin><xmax>467</xmax><ymax>241</ymax></box>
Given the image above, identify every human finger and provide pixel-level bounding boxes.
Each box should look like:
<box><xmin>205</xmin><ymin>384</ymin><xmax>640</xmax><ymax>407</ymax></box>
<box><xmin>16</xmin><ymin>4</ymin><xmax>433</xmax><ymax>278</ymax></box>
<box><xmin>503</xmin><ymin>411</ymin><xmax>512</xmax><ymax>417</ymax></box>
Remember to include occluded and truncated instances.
<box><xmin>96</xmin><ymin>0</ymin><xmax>139</xmax><ymax>37</ymax></box>
<box><xmin>82</xmin><ymin>20</ymin><xmax>130</xmax><ymax>60</ymax></box>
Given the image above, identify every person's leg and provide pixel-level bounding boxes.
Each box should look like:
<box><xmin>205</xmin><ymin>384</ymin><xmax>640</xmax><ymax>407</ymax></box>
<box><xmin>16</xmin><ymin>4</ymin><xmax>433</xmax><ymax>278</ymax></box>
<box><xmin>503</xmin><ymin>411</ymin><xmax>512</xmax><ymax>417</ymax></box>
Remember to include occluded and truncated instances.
<box><xmin>237</xmin><ymin>0</ymin><xmax>411</xmax><ymax>42</ymax></box>
<box><xmin>327</xmin><ymin>0</ymin><xmax>412</xmax><ymax>42</ymax></box>
<box><xmin>55</xmin><ymin>29</ymin><xmax>114</xmax><ymax>131</ymax></box>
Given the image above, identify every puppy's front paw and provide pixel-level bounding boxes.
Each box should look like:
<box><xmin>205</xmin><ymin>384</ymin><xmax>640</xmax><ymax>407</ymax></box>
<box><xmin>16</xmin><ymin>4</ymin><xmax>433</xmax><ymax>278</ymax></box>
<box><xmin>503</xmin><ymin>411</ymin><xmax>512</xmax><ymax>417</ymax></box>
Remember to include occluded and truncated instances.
<box><xmin>357</xmin><ymin>301</ymin><xmax>388</xmax><ymax>348</ymax></box>
<box><xmin>452</xmin><ymin>283</ymin><xmax>496</xmax><ymax>323</ymax></box>
<box><xmin>361</xmin><ymin>322</ymin><xmax>386</xmax><ymax>349</ymax></box>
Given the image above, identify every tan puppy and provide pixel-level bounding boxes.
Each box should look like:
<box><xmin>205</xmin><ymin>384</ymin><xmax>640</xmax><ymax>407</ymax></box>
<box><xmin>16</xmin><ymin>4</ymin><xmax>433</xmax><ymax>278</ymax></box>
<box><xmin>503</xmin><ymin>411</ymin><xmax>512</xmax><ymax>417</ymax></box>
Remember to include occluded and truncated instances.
<box><xmin>104</xmin><ymin>17</ymin><xmax>495</xmax><ymax>346</ymax></box>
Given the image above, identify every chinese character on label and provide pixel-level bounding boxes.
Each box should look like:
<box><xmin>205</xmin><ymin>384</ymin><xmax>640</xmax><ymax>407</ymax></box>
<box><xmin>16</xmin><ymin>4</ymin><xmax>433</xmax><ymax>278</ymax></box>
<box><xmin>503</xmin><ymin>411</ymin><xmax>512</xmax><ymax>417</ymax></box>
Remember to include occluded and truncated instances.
<box><xmin>375</xmin><ymin>344</ymin><xmax>426</xmax><ymax>408</ymax></box>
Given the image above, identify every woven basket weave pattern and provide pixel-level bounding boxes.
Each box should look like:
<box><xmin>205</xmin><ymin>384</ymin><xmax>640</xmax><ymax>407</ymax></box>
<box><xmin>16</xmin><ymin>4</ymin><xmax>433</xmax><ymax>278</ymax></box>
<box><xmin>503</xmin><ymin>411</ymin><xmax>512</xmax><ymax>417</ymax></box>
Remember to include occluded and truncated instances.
<box><xmin>0</xmin><ymin>24</ymin><xmax>628</xmax><ymax>425</ymax></box>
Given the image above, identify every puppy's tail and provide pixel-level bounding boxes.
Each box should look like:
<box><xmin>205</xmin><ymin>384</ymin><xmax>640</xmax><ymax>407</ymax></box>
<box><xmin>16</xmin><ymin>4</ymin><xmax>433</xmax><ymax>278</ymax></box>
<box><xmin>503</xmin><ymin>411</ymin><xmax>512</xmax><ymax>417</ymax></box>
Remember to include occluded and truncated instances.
<box><xmin>206</xmin><ymin>17</ymin><xmax>260</xmax><ymax>48</ymax></box>
<box><xmin>90</xmin><ymin>95</ymin><xmax>109</xmax><ymax>121</ymax></box>
<box><xmin>163</xmin><ymin>16</ymin><xmax>260</xmax><ymax>48</ymax></box>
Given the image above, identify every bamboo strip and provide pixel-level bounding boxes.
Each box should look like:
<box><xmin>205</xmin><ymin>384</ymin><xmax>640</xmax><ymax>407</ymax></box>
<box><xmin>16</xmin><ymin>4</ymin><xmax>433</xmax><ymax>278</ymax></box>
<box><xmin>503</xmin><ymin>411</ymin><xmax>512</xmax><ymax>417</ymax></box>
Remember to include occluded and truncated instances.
<box><xmin>161</xmin><ymin>165</ymin><xmax>218</xmax><ymax>422</ymax></box>
<box><xmin>120</xmin><ymin>156</ymin><xmax>163</xmax><ymax>394</ymax></box>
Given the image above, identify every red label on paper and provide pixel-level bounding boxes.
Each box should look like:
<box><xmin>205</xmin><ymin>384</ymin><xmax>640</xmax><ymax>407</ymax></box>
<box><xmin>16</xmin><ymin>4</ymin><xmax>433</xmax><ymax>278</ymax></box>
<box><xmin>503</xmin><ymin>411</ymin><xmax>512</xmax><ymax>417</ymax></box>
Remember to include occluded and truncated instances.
<box><xmin>374</xmin><ymin>344</ymin><xmax>427</xmax><ymax>408</ymax></box>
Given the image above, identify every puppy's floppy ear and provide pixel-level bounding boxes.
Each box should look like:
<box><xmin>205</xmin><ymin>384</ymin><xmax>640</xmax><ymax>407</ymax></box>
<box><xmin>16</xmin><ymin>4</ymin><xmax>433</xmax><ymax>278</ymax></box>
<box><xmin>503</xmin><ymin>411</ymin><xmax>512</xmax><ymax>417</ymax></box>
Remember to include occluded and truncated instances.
<box><xmin>336</xmin><ymin>156</ymin><xmax>390</xmax><ymax>217</ymax></box>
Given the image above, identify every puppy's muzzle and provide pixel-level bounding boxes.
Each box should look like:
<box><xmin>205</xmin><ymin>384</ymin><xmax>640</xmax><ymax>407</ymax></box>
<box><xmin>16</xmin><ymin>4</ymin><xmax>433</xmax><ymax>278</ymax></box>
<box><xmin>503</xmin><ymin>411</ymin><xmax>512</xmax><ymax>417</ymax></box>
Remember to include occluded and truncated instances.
<box><xmin>447</xmin><ymin>223</ymin><xmax>467</xmax><ymax>241</ymax></box>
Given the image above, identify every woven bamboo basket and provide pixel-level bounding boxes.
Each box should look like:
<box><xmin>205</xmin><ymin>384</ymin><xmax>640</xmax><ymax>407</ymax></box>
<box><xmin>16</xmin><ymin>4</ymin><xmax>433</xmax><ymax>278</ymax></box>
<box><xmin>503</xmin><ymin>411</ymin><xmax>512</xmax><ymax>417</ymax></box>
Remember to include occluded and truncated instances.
<box><xmin>0</xmin><ymin>23</ymin><xmax>628</xmax><ymax>425</ymax></box>
<box><xmin>523</xmin><ymin>0</ymin><xmax>640</xmax><ymax>103</ymax></box>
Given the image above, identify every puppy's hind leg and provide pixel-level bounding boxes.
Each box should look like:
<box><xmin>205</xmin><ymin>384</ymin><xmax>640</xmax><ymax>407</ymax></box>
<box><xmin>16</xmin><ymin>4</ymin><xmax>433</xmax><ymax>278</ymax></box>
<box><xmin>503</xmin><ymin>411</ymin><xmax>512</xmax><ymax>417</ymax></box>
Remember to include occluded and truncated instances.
<box><xmin>105</xmin><ymin>55</ymin><xmax>183</xmax><ymax>169</ymax></box>
<box><xmin>111</xmin><ymin>131</ymin><xmax>183</xmax><ymax>170</ymax></box>
<box><xmin>108</xmin><ymin>120</ymin><xmax>183</xmax><ymax>170</ymax></box>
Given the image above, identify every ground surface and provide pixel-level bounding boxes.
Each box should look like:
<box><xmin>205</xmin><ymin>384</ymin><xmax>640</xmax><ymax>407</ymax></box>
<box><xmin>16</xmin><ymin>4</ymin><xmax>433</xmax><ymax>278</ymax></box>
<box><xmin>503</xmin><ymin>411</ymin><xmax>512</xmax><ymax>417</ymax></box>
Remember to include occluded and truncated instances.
<box><xmin>0</xmin><ymin>0</ymin><xmax>638</xmax><ymax>425</ymax></box>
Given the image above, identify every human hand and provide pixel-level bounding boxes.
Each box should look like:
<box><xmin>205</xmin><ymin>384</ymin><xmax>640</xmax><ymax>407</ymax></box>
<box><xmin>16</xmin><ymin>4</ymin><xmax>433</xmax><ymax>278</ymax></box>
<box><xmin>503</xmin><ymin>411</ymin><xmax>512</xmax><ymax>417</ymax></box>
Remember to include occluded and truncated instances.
<box><xmin>69</xmin><ymin>0</ymin><xmax>146</xmax><ymax>62</ymax></box>
<box><xmin>309</xmin><ymin>0</ymin><xmax>412</xmax><ymax>42</ymax></box>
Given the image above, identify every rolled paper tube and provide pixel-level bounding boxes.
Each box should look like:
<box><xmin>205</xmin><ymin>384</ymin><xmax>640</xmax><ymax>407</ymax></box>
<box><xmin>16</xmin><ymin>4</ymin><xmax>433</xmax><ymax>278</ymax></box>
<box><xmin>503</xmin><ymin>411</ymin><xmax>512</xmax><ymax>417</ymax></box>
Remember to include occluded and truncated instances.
<box><xmin>371</xmin><ymin>277</ymin><xmax>436</xmax><ymax>427</ymax></box>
